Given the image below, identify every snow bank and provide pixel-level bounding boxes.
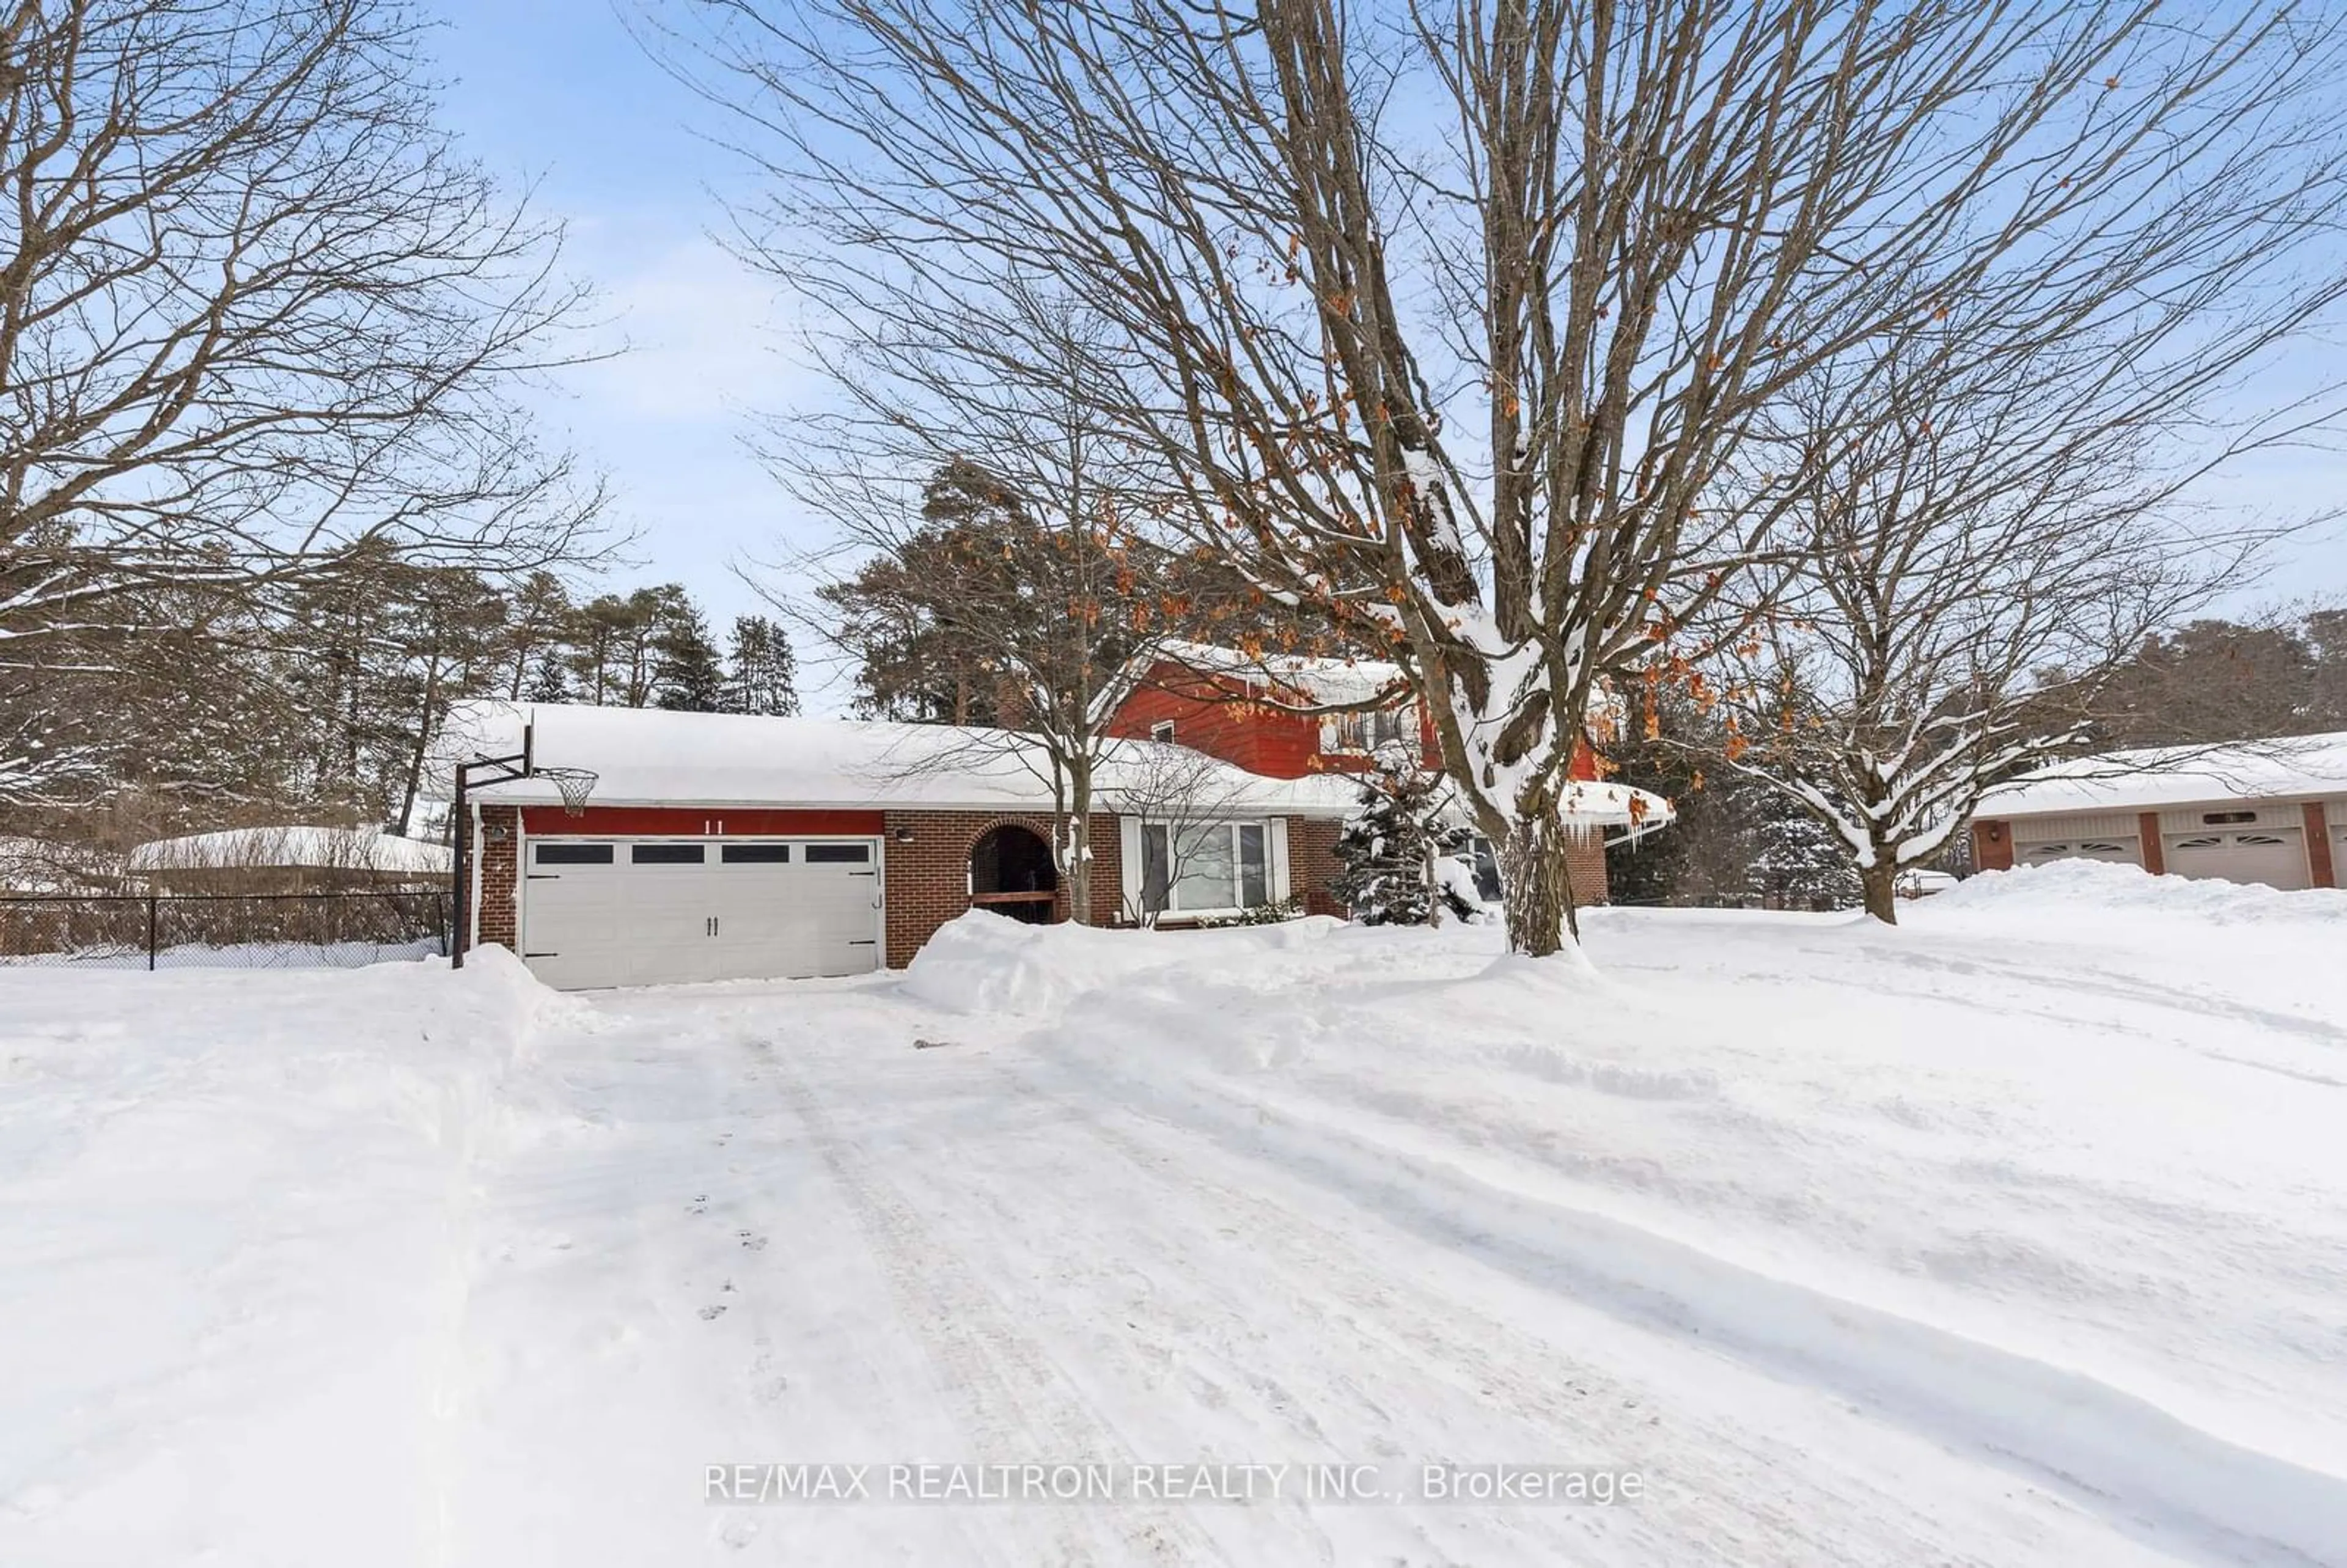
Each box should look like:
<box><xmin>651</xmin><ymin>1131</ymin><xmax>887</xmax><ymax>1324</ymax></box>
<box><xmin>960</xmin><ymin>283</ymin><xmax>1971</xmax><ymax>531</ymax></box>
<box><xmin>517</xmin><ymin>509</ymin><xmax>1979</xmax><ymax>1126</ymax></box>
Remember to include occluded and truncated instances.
<box><xmin>1932</xmin><ymin>858</ymin><xmax>2347</xmax><ymax>926</ymax></box>
<box><xmin>0</xmin><ymin>950</ymin><xmax>578</xmax><ymax>1566</ymax></box>
<box><xmin>902</xmin><ymin>908</ymin><xmax>1345</xmax><ymax>1017</ymax></box>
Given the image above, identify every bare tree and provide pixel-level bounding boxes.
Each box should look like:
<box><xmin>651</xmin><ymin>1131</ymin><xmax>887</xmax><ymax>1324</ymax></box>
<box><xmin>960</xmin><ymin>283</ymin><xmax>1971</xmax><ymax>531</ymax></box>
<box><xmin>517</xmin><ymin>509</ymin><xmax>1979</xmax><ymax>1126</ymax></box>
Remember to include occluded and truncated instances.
<box><xmin>1708</xmin><ymin>333</ymin><xmax>2288</xmax><ymax>924</ymax></box>
<box><xmin>0</xmin><ymin>0</ymin><xmax>609</xmax><ymax>761</ymax></box>
<box><xmin>670</xmin><ymin>0</ymin><xmax>2347</xmax><ymax>954</ymax></box>
<box><xmin>757</xmin><ymin>282</ymin><xmax>1265</xmax><ymax>924</ymax></box>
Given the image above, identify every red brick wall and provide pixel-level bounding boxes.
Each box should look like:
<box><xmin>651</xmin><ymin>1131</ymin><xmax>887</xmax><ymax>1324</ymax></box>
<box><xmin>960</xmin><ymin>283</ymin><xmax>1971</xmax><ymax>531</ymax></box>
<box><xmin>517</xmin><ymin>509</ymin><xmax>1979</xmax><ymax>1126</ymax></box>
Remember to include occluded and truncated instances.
<box><xmin>2137</xmin><ymin>811</ymin><xmax>2167</xmax><ymax>876</ymax></box>
<box><xmin>476</xmin><ymin>804</ymin><xmax>520</xmax><ymax>950</ymax></box>
<box><xmin>881</xmin><ymin>810</ymin><xmax>1126</xmax><ymax>968</ymax></box>
<box><xmin>1287</xmin><ymin>815</ymin><xmax>1346</xmax><ymax>917</ymax></box>
<box><xmin>1567</xmin><ymin>829</ymin><xmax>1610</xmax><ymax>906</ymax></box>
<box><xmin>2307</xmin><ymin>801</ymin><xmax>2337</xmax><ymax>889</ymax></box>
<box><xmin>1296</xmin><ymin>815</ymin><xmax>1607</xmax><ymax>918</ymax></box>
<box><xmin>1971</xmin><ymin>818</ymin><xmax>2016</xmax><ymax>872</ymax></box>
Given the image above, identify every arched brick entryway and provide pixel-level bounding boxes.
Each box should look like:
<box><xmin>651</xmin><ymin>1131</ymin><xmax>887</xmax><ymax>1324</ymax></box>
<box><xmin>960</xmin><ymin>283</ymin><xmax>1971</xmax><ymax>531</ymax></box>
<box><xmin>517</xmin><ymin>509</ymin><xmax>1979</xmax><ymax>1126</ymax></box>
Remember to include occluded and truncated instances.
<box><xmin>969</xmin><ymin>822</ymin><xmax>1059</xmax><ymax>924</ymax></box>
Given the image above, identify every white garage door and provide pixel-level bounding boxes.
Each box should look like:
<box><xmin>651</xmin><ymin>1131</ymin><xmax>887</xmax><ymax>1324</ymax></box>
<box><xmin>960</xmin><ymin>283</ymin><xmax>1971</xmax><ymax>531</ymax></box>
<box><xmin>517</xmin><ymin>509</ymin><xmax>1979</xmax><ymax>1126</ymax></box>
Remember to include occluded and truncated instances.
<box><xmin>2161</xmin><ymin>830</ymin><xmax>2309</xmax><ymax>892</ymax></box>
<box><xmin>2014</xmin><ymin>837</ymin><xmax>2142</xmax><ymax>868</ymax></box>
<box><xmin>520</xmin><ymin>838</ymin><xmax>883</xmax><ymax>990</ymax></box>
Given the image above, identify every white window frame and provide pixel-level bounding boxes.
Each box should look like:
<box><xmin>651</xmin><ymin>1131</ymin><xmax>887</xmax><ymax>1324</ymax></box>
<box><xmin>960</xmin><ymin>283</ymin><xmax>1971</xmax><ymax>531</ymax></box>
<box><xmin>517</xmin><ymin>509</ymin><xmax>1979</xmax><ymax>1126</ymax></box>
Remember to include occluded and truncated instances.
<box><xmin>1320</xmin><ymin>703</ymin><xmax>1416</xmax><ymax>755</ymax></box>
<box><xmin>1119</xmin><ymin>816</ymin><xmax>1290</xmax><ymax>920</ymax></box>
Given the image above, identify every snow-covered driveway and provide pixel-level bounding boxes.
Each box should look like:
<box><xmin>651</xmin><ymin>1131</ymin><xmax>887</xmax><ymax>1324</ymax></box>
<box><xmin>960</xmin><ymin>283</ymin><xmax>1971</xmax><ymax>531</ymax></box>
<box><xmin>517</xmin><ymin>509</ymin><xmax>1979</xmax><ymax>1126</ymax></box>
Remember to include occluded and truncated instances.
<box><xmin>4</xmin><ymin>863</ymin><xmax>2345</xmax><ymax>1566</ymax></box>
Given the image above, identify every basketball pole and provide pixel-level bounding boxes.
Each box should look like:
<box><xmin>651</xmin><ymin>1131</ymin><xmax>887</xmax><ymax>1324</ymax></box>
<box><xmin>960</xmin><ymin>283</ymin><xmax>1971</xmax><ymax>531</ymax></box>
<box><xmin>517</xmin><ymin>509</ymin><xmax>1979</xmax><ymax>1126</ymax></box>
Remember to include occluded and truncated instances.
<box><xmin>449</xmin><ymin>720</ymin><xmax>534</xmax><ymax>971</ymax></box>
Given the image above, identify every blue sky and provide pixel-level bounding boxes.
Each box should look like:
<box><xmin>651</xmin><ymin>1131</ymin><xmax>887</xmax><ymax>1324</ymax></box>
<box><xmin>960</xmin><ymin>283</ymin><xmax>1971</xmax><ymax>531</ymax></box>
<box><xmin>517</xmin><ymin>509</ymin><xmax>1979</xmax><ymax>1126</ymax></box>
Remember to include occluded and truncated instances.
<box><xmin>426</xmin><ymin>0</ymin><xmax>818</xmax><ymax>633</ymax></box>
<box><xmin>423</xmin><ymin>0</ymin><xmax>2347</xmax><ymax>668</ymax></box>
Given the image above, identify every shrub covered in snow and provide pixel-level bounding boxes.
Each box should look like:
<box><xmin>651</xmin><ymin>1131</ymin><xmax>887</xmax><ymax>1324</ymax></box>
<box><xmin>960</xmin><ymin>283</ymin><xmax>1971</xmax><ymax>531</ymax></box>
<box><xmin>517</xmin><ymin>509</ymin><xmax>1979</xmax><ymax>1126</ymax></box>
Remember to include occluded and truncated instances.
<box><xmin>1329</xmin><ymin>756</ymin><xmax>1481</xmax><ymax>925</ymax></box>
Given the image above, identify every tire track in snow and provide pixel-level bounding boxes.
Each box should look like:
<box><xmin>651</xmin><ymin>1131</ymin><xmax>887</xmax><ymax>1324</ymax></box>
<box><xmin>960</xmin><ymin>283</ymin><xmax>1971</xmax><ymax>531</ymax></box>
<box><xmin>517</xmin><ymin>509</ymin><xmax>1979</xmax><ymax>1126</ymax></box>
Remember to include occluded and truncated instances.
<box><xmin>755</xmin><ymin>1038</ymin><xmax>1219</xmax><ymax>1568</ymax></box>
<box><xmin>975</xmin><ymin>1068</ymin><xmax>1989</xmax><ymax>1567</ymax></box>
<box><xmin>1054</xmin><ymin>1054</ymin><xmax>2347</xmax><ymax>1568</ymax></box>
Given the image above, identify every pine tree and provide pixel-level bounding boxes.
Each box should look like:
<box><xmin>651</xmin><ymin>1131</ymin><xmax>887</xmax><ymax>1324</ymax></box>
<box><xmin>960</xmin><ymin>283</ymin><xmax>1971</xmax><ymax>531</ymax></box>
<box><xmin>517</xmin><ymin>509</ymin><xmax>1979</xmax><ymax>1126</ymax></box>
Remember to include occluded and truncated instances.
<box><xmin>723</xmin><ymin>615</ymin><xmax>801</xmax><ymax>716</ymax></box>
<box><xmin>524</xmin><ymin>649</ymin><xmax>572</xmax><ymax>705</ymax></box>
<box><xmin>1747</xmin><ymin>791</ymin><xmax>1862</xmax><ymax>911</ymax></box>
<box><xmin>652</xmin><ymin>599</ymin><xmax>727</xmax><ymax>712</ymax></box>
<box><xmin>1329</xmin><ymin>757</ymin><xmax>1479</xmax><ymax>925</ymax></box>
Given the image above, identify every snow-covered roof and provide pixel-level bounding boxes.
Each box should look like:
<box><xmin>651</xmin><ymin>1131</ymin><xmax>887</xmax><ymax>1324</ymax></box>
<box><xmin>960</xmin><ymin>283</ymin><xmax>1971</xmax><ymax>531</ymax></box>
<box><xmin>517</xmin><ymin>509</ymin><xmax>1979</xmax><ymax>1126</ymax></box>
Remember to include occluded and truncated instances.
<box><xmin>1150</xmin><ymin>638</ymin><xmax>1406</xmax><ymax>708</ymax></box>
<box><xmin>127</xmin><ymin>826</ymin><xmax>452</xmax><ymax>876</ymax></box>
<box><xmin>1977</xmin><ymin>731</ymin><xmax>2347</xmax><ymax>818</ymax></box>
<box><xmin>442</xmin><ymin>701</ymin><xmax>1368</xmax><ymax>818</ymax></box>
<box><xmin>441</xmin><ymin>702</ymin><xmax>1673</xmax><ymax>830</ymax></box>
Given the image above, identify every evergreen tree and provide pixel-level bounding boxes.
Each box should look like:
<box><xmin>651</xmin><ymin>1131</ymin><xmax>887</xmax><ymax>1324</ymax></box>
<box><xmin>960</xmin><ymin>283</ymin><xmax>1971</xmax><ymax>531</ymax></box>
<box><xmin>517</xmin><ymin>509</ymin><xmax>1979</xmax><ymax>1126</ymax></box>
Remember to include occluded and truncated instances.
<box><xmin>497</xmin><ymin>572</ymin><xmax>576</xmax><ymax>701</ymax></box>
<box><xmin>524</xmin><ymin>649</ymin><xmax>573</xmax><ymax>704</ymax></box>
<box><xmin>723</xmin><ymin>615</ymin><xmax>802</xmax><ymax>716</ymax></box>
<box><xmin>1329</xmin><ymin>757</ymin><xmax>1480</xmax><ymax>925</ymax></box>
<box><xmin>1602</xmin><ymin>681</ymin><xmax>1767</xmax><ymax>907</ymax></box>
<box><xmin>652</xmin><ymin>598</ymin><xmax>727</xmax><ymax>712</ymax></box>
<box><xmin>1747</xmin><ymin>791</ymin><xmax>1862</xmax><ymax>910</ymax></box>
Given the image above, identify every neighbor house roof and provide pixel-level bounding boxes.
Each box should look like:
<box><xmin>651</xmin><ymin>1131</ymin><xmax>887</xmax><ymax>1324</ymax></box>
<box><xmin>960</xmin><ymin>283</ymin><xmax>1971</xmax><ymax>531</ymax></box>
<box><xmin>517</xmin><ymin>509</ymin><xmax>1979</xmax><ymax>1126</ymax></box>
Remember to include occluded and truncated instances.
<box><xmin>127</xmin><ymin>826</ymin><xmax>452</xmax><ymax>876</ymax></box>
<box><xmin>1976</xmin><ymin>731</ymin><xmax>2347</xmax><ymax>818</ymax></box>
<box><xmin>443</xmin><ymin>701</ymin><xmax>1368</xmax><ymax>818</ymax></box>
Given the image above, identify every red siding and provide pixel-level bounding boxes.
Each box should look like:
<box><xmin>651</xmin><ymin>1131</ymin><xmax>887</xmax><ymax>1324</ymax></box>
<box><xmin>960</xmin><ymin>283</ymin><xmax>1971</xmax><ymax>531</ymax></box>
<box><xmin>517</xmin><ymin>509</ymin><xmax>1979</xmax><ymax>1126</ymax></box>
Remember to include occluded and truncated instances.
<box><xmin>1107</xmin><ymin>665</ymin><xmax>1326</xmax><ymax>777</ymax></box>
<box><xmin>1110</xmin><ymin>658</ymin><xmax>1608</xmax><ymax>785</ymax></box>
<box><xmin>518</xmin><ymin>805</ymin><xmax>885</xmax><ymax>837</ymax></box>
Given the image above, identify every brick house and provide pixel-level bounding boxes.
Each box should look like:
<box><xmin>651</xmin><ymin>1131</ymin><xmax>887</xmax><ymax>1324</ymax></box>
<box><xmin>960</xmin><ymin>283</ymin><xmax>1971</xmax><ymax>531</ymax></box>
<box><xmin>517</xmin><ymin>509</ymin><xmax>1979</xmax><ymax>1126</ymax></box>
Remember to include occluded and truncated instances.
<box><xmin>1971</xmin><ymin>731</ymin><xmax>2346</xmax><ymax>892</ymax></box>
<box><xmin>1104</xmin><ymin>640</ymin><xmax>1649</xmax><ymax>903</ymax></box>
<box><xmin>447</xmin><ymin>700</ymin><xmax>1369</xmax><ymax>990</ymax></box>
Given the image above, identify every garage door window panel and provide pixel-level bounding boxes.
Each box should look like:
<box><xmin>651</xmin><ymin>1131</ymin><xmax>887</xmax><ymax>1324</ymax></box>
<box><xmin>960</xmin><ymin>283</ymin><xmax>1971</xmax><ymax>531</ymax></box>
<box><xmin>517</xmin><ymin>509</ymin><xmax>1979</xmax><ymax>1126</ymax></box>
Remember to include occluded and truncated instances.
<box><xmin>534</xmin><ymin>843</ymin><xmax>614</xmax><ymax>866</ymax></box>
<box><xmin>632</xmin><ymin>843</ymin><xmax>705</xmax><ymax>865</ymax></box>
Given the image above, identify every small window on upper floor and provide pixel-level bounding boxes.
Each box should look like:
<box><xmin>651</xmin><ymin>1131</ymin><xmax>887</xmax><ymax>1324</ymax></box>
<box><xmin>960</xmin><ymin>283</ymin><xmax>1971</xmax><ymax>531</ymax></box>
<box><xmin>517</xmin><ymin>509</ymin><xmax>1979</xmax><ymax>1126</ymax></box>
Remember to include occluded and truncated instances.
<box><xmin>1365</xmin><ymin>706</ymin><xmax>1414</xmax><ymax>750</ymax></box>
<box><xmin>1151</xmin><ymin>719</ymin><xmax>1176</xmax><ymax>743</ymax></box>
<box><xmin>1329</xmin><ymin>705</ymin><xmax>1415</xmax><ymax>753</ymax></box>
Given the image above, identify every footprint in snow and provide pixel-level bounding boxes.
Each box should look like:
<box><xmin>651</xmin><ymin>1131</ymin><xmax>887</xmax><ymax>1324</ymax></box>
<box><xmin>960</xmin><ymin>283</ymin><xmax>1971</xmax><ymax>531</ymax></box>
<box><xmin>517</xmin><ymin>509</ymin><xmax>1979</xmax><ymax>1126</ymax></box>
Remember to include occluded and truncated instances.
<box><xmin>738</xmin><ymin>1231</ymin><xmax>768</xmax><ymax>1251</ymax></box>
<box><xmin>699</xmin><ymin>1303</ymin><xmax>728</xmax><ymax>1321</ymax></box>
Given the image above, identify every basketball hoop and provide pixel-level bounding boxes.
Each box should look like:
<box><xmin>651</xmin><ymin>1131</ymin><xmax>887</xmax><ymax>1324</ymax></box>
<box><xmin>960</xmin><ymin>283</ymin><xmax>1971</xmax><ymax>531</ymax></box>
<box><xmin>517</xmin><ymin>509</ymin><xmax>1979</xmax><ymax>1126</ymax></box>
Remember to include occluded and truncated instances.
<box><xmin>535</xmin><ymin>766</ymin><xmax>599</xmax><ymax>818</ymax></box>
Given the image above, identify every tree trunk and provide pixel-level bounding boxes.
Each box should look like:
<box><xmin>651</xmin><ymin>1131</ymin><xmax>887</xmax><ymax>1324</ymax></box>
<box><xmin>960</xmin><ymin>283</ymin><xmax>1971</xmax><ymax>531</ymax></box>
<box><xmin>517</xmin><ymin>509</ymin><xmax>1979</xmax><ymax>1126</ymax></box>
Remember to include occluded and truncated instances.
<box><xmin>1860</xmin><ymin>859</ymin><xmax>1900</xmax><ymax>925</ymax></box>
<box><xmin>1064</xmin><ymin>755</ymin><xmax>1093</xmax><ymax>926</ymax></box>
<box><xmin>1501</xmin><ymin>811</ymin><xmax>1579</xmax><ymax>955</ymax></box>
<box><xmin>395</xmin><ymin>651</ymin><xmax>444</xmax><ymax>837</ymax></box>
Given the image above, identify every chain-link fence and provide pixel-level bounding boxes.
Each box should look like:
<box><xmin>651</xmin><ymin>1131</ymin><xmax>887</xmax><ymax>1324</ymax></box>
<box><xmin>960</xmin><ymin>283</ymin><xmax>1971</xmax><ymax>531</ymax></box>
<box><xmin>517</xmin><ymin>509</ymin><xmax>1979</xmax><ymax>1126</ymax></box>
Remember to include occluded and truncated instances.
<box><xmin>0</xmin><ymin>891</ymin><xmax>449</xmax><ymax>970</ymax></box>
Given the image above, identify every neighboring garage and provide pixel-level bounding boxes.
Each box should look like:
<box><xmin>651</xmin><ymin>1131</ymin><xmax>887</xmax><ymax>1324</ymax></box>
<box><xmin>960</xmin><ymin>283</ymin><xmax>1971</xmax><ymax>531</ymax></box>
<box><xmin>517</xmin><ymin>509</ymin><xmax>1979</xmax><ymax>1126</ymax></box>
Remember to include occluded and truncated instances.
<box><xmin>1975</xmin><ymin>732</ymin><xmax>2346</xmax><ymax>893</ymax></box>
<box><xmin>2012</xmin><ymin>824</ymin><xmax>2143</xmax><ymax>870</ymax></box>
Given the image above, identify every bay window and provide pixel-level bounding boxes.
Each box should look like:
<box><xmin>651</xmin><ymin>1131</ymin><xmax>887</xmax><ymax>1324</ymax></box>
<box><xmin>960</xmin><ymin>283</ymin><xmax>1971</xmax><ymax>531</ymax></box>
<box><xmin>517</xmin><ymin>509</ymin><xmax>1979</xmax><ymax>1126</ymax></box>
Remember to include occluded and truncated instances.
<box><xmin>1140</xmin><ymin>819</ymin><xmax>1271</xmax><ymax>915</ymax></box>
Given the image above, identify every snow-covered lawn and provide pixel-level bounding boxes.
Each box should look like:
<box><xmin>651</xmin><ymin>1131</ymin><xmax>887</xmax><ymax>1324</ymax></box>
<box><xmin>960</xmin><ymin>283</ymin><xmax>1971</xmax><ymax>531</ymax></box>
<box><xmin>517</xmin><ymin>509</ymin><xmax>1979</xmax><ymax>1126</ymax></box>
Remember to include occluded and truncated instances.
<box><xmin>4</xmin><ymin>863</ymin><xmax>2344</xmax><ymax>1566</ymax></box>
